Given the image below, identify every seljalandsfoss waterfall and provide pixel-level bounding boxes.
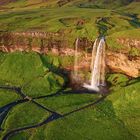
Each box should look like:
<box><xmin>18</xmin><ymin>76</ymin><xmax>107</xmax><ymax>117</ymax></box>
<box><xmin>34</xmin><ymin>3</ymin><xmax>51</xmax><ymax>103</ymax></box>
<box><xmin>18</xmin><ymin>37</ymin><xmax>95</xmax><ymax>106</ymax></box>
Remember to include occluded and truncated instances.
<box><xmin>72</xmin><ymin>37</ymin><xmax>106</xmax><ymax>92</ymax></box>
<box><xmin>84</xmin><ymin>37</ymin><xmax>106</xmax><ymax>92</ymax></box>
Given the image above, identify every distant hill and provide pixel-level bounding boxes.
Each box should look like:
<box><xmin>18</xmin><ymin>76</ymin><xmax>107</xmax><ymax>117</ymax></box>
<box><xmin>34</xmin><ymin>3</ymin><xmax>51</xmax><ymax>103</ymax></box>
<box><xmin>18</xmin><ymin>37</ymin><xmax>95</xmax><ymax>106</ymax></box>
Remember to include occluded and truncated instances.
<box><xmin>0</xmin><ymin>0</ymin><xmax>139</xmax><ymax>9</ymax></box>
<box><xmin>75</xmin><ymin>0</ymin><xmax>139</xmax><ymax>9</ymax></box>
<box><xmin>0</xmin><ymin>0</ymin><xmax>139</xmax><ymax>38</ymax></box>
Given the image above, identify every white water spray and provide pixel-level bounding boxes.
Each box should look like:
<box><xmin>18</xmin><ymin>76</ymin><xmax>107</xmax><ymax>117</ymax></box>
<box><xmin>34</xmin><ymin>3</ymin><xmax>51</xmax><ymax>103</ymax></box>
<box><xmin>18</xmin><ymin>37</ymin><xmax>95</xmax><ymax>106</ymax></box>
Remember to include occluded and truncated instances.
<box><xmin>84</xmin><ymin>38</ymin><xmax>106</xmax><ymax>92</ymax></box>
<box><xmin>74</xmin><ymin>38</ymin><xmax>79</xmax><ymax>77</ymax></box>
<box><xmin>90</xmin><ymin>39</ymin><xmax>98</xmax><ymax>71</ymax></box>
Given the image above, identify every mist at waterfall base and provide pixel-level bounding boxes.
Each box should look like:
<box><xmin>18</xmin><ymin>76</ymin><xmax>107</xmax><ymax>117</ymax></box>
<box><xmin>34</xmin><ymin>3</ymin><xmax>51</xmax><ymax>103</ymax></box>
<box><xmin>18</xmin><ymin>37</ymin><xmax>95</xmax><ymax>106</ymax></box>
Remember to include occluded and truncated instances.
<box><xmin>83</xmin><ymin>38</ymin><xmax>106</xmax><ymax>92</ymax></box>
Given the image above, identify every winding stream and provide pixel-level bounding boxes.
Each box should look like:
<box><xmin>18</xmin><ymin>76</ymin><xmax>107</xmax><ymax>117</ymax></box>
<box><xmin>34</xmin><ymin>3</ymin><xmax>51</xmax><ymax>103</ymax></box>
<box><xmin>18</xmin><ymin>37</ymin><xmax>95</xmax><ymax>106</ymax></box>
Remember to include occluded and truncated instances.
<box><xmin>2</xmin><ymin>96</ymin><xmax>106</xmax><ymax>140</ymax></box>
<box><xmin>0</xmin><ymin>85</ymin><xmax>107</xmax><ymax>140</ymax></box>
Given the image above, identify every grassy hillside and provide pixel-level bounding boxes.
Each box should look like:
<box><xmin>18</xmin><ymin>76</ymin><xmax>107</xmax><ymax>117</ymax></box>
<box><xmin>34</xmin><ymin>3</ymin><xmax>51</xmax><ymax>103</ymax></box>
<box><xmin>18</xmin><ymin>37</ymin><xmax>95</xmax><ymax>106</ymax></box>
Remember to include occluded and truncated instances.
<box><xmin>0</xmin><ymin>0</ymin><xmax>139</xmax><ymax>37</ymax></box>
<box><xmin>0</xmin><ymin>0</ymin><xmax>139</xmax><ymax>55</ymax></box>
<box><xmin>0</xmin><ymin>54</ymin><xmax>139</xmax><ymax>139</ymax></box>
<box><xmin>0</xmin><ymin>1</ymin><xmax>140</xmax><ymax>140</ymax></box>
<box><xmin>0</xmin><ymin>0</ymin><xmax>137</xmax><ymax>8</ymax></box>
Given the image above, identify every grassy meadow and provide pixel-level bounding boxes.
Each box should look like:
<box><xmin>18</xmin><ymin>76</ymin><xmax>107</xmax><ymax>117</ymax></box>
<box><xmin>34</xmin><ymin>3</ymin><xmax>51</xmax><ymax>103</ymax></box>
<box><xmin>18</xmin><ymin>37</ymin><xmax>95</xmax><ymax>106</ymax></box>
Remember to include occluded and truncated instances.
<box><xmin>0</xmin><ymin>0</ymin><xmax>140</xmax><ymax>140</ymax></box>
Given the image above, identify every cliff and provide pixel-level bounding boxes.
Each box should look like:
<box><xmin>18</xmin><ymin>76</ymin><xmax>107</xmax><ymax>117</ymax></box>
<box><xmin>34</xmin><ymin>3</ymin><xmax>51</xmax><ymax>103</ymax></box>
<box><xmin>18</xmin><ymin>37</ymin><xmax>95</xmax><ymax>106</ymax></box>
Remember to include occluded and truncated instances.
<box><xmin>0</xmin><ymin>32</ymin><xmax>140</xmax><ymax>77</ymax></box>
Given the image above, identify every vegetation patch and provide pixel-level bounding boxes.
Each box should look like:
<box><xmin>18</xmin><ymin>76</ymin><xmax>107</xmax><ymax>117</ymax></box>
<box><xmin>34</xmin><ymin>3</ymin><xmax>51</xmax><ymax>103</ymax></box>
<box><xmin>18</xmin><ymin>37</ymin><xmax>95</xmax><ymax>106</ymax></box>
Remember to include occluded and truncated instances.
<box><xmin>0</xmin><ymin>1</ymin><xmax>140</xmax><ymax>140</ymax></box>
<box><xmin>0</xmin><ymin>102</ymin><xmax>50</xmax><ymax>139</ymax></box>
<box><xmin>0</xmin><ymin>89</ymin><xmax>20</xmax><ymax>107</ymax></box>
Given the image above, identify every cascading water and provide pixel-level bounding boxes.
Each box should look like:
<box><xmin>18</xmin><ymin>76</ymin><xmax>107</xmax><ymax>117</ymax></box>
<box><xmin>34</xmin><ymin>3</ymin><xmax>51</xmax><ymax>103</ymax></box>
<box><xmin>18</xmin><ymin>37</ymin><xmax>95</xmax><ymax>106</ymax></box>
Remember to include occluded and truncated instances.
<box><xmin>74</xmin><ymin>38</ymin><xmax>79</xmax><ymax>77</ymax></box>
<box><xmin>90</xmin><ymin>39</ymin><xmax>98</xmax><ymax>71</ymax></box>
<box><xmin>100</xmin><ymin>40</ymin><xmax>106</xmax><ymax>86</ymax></box>
<box><xmin>83</xmin><ymin>37</ymin><xmax>106</xmax><ymax>92</ymax></box>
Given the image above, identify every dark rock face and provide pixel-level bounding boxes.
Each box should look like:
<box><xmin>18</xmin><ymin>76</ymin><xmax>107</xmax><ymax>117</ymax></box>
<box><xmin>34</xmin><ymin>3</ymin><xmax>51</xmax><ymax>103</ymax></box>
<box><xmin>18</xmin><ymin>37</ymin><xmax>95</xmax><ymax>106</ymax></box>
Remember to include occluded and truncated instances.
<box><xmin>0</xmin><ymin>32</ymin><xmax>92</xmax><ymax>54</ymax></box>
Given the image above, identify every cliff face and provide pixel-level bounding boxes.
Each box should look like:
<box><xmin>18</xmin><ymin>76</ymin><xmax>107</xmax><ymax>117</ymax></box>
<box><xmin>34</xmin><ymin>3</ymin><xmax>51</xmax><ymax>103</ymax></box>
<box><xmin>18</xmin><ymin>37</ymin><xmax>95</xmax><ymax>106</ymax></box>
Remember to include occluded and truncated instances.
<box><xmin>106</xmin><ymin>52</ymin><xmax>140</xmax><ymax>78</ymax></box>
<box><xmin>117</xmin><ymin>38</ymin><xmax>140</xmax><ymax>50</ymax></box>
<box><xmin>0</xmin><ymin>32</ymin><xmax>140</xmax><ymax>78</ymax></box>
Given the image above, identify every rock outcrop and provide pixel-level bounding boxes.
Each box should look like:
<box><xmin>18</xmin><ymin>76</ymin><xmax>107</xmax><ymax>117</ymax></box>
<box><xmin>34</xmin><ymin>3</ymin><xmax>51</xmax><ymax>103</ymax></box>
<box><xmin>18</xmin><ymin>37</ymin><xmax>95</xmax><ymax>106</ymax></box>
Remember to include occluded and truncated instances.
<box><xmin>106</xmin><ymin>52</ymin><xmax>140</xmax><ymax>77</ymax></box>
<box><xmin>117</xmin><ymin>38</ymin><xmax>140</xmax><ymax>49</ymax></box>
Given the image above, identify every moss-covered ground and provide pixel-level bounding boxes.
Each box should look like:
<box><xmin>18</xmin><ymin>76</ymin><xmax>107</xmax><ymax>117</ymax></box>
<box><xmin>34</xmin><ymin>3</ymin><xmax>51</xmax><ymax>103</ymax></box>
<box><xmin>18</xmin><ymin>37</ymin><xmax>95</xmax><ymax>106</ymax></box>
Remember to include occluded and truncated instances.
<box><xmin>0</xmin><ymin>1</ymin><xmax>140</xmax><ymax>140</ymax></box>
<box><xmin>0</xmin><ymin>52</ymin><xmax>139</xmax><ymax>140</ymax></box>
<box><xmin>0</xmin><ymin>0</ymin><xmax>140</xmax><ymax>53</ymax></box>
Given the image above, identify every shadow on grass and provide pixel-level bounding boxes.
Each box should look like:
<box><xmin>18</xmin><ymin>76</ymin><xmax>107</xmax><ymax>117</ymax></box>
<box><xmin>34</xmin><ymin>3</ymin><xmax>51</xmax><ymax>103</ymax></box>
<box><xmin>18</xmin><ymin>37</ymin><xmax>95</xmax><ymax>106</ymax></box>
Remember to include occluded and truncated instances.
<box><xmin>113</xmin><ymin>11</ymin><xmax>140</xmax><ymax>28</ymax></box>
<box><xmin>2</xmin><ymin>96</ymin><xmax>107</xmax><ymax>140</ymax></box>
<box><xmin>38</xmin><ymin>53</ymin><xmax>69</xmax><ymax>87</ymax></box>
<box><xmin>124</xmin><ymin>77</ymin><xmax>140</xmax><ymax>87</ymax></box>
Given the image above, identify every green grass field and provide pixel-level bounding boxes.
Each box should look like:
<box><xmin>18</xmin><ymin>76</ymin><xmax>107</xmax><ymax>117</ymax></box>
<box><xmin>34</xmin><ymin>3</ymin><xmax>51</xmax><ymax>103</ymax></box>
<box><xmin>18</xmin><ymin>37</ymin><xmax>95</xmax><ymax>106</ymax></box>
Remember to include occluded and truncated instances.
<box><xmin>0</xmin><ymin>52</ymin><xmax>139</xmax><ymax>140</ymax></box>
<box><xmin>2</xmin><ymin>79</ymin><xmax>140</xmax><ymax>140</ymax></box>
<box><xmin>0</xmin><ymin>0</ymin><xmax>140</xmax><ymax>140</ymax></box>
<box><xmin>0</xmin><ymin>1</ymin><xmax>140</xmax><ymax>55</ymax></box>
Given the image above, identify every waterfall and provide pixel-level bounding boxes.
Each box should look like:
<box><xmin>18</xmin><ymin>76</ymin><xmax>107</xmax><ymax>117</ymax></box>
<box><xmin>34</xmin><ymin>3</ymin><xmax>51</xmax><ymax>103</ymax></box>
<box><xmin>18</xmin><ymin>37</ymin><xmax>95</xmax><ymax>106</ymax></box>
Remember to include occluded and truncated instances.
<box><xmin>90</xmin><ymin>39</ymin><xmax>98</xmax><ymax>71</ymax></box>
<box><xmin>100</xmin><ymin>41</ymin><xmax>106</xmax><ymax>86</ymax></box>
<box><xmin>84</xmin><ymin>37</ymin><xmax>106</xmax><ymax>92</ymax></box>
<box><xmin>74</xmin><ymin>38</ymin><xmax>79</xmax><ymax>77</ymax></box>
